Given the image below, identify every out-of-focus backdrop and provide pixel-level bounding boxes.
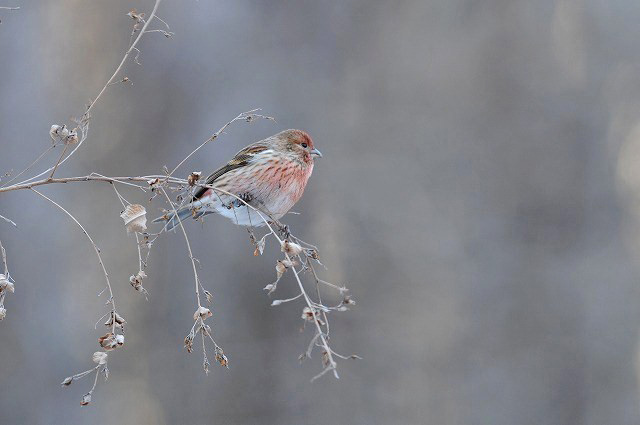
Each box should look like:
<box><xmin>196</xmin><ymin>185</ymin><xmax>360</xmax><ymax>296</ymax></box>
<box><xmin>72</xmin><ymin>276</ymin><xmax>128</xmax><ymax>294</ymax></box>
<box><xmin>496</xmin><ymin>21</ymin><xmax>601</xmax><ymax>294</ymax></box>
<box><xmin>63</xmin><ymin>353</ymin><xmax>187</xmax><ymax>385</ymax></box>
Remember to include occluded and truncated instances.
<box><xmin>2</xmin><ymin>0</ymin><xmax>640</xmax><ymax>424</ymax></box>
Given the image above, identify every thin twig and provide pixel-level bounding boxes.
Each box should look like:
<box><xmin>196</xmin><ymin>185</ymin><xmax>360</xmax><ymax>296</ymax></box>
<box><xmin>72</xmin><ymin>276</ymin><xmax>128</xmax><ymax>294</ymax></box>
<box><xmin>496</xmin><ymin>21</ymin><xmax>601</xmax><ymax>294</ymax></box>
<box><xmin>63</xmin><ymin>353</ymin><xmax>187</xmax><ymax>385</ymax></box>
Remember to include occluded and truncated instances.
<box><xmin>49</xmin><ymin>143</ymin><xmax>69</xmax><ymax>179</ymax></box>
<box><xmin>0</xmin><ymin>175</ymin><xmax>151</xmax><ymax>193</ymax></box>
<box><xmin>165</xmin><ymin>109</ymin><xmax>273</xmax><ymax>182</ymax></box>
<box><xmin>0</xmin><ymin>213</ymin><xmax>16</xmax><ymax>227</ymax></box>
<box><xmin>13</xmin><ymin>0</ymin><xmax>163</xmax><ymax>187</ymax></box>
<box><xmin>30</xmin><ymin>188</ymin><xmax>117</xmax><ymax>333</ymax></box>
<box><xmin>159</xmin><ymin>186</ymin><xmax>201</xmax><ymax>307</ymax></box>
<box><xmin>1</xmin><ymin>145</ymin><xmax>55</xmax><ymax>188</ymax></box>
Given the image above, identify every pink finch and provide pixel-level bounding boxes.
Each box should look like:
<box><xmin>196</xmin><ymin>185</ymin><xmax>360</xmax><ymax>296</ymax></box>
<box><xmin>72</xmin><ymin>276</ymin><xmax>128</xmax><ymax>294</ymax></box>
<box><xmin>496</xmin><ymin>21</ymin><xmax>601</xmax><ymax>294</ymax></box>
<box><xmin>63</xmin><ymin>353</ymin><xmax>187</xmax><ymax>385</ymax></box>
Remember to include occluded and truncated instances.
<box><xmin>157</xmin><ymin>129</ymin><xmax>321</xmax><ymax>230</ymax></box>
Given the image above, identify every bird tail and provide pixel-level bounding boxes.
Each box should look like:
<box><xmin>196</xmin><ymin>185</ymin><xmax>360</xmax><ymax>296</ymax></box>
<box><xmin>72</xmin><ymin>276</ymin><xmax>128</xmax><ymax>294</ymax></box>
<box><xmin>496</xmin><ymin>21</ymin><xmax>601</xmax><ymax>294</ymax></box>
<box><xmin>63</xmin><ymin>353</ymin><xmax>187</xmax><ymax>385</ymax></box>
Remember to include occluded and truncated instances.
<box><xmin>153</xmin><ymin>206</ymin><xmax>197</xmax><ymax>231</ymax></box>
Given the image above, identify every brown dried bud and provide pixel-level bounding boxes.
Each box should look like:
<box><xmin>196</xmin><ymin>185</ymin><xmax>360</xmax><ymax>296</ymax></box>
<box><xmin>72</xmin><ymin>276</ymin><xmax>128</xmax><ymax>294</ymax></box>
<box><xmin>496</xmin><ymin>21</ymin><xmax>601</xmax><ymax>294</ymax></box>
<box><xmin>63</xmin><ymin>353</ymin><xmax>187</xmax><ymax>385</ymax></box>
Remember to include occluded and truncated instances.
<box><xmin>61</xmin><ymin>376</ymin><xmax>73</xmax><ymax>386</ymax></box>
<box><xmin>187</xmin><ymin>171</ymin><xmax>201</xmax><ymax>186</ymax></box>
<box><xmin>120</xmin><ymin>204</ymin><xmax>147</xmax><ymax>233</ymax></box>
<box><xmin>305</xmin><ymin>248</ymin><xmax>319</xmax><ymax>260</ymax></box>
<box><xmin>215</xmin><ymin>348</ymin><xmax>229</xmax><ymax>368</ymax></box>
<box><xmin>184</xmin><ymin>332</ymin><xmax>194</xmax><ymax>353</ymax></box>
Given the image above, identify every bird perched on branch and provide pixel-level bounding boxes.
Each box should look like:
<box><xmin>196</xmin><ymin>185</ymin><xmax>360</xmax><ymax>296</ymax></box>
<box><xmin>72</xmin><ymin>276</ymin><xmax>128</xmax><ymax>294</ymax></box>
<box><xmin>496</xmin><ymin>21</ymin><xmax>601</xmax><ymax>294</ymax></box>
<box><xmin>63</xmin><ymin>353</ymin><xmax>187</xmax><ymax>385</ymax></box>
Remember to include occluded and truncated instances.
<box><xmin>155</xmin><ymin>129</ymin><xmax>322</xmax><ymax>230</ymax></box>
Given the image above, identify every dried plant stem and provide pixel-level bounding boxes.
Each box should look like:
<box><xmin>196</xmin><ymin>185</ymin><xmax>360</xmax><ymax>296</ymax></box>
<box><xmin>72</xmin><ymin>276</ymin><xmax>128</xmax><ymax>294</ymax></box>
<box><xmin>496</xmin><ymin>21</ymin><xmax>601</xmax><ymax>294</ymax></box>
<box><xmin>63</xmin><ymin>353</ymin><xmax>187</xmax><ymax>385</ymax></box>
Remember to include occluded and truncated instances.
<box><xmin>165</xmin><ymin>109</ymin><xmax>273</xmax><ymax>182</ymax></box>
<box><xmin>249</xmin><ymin>210</ymin><xmax>339</xmax><ymax>380</ymax></box>
<box><xmin>13</xmin><ymin>0</ymin><xmax>162</xmax><ymax>187</ymax></box>
<box><xmin>49</xmin><ymin>143</ymin><xmax>69</xmax><ymax>179</ymax></box>
<box><xmin>159</xmin><ymin>187</ymin><xmax>201</xmax><ymax>307</ymax></box>
<box><xmin>0</xmin><ymin>145</ymin><xmax>55</xmax><ymax>188</ymax></box>
<box><xmin>0</xmin><ymin>214</ymin><xmax>16</xmax><ymax>227</ymax></box>
<box><xmin>86</xmin><ymin>0</ymin><xmax>161</xmax><ymax>116</ymax></box>
<box><xmin>30</xmin><ymin>188</ymin><xmax>117</xmax><ymax>333</ymax></box>
<box><xmin>0</xmin><ymin>175</ymin><xmax>151</xmax><ymax>193</ymax></box>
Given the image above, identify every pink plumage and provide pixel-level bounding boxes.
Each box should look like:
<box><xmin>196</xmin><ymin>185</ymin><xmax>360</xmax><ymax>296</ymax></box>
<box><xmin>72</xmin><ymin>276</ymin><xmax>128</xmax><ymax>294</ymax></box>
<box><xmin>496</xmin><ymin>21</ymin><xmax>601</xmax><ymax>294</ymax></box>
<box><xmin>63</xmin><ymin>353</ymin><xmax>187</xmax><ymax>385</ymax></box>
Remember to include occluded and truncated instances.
<box><xmin>157</xmin><ymin>129</ymin><xmax>321</xmax><ymax>229</ymax></box>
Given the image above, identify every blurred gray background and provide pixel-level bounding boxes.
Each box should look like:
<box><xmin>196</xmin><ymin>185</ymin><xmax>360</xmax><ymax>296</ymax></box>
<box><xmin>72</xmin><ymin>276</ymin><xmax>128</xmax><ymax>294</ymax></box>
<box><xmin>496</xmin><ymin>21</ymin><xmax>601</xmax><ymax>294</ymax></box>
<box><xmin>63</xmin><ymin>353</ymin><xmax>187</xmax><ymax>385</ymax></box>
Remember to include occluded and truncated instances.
<box><xmin>2</xmin><ymin>0</ymin><xmax>640</xmax><ymax>424</ymax></box>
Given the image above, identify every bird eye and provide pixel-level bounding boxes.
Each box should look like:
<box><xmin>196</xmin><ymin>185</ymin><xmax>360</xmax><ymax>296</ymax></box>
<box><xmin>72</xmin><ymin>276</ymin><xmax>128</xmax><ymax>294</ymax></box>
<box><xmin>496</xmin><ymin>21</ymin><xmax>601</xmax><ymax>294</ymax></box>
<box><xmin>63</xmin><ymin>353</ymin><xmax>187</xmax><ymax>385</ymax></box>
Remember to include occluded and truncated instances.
<box><xmin>301</xmin><ymin>143</ymin><xmax>308</xmax><ymax>148</ymax></box>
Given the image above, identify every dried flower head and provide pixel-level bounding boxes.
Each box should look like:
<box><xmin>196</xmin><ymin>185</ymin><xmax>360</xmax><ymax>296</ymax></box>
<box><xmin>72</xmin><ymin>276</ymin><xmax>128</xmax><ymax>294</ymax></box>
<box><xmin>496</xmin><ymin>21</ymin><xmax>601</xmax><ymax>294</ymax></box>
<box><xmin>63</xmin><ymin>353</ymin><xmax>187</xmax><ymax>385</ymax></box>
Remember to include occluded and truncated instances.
<box><xmin>194</xmin><ymin>306</ymin><xmax>212</xmax><ymax>321</ymax></box>
<box><xmin>120</xmin><ymin>204</ymin><xmax>147</xmax><ymax>233</ymax></box>
<box><xmin>301</xmin><ymin>306</ymin><xmax>325</xmax><ymax>325</ymax></box>
<box><xmin>281</xmin><ymin>240</ymin><xmax>303</xmax><ymax>256</ymax></box>
<box><xmin>98</xmin><ymin>332</ymin><xmax>124</xmax><ymax>351</ymax></box>
<box><xmin>92</xmin><ymin>351</ymin><xmax>108</xmax><ymax>365</ymax></box>
<box><xmin>0</xmin><ymin>307</ymin><xmax>6</xmax><ymax>320</ymax></box>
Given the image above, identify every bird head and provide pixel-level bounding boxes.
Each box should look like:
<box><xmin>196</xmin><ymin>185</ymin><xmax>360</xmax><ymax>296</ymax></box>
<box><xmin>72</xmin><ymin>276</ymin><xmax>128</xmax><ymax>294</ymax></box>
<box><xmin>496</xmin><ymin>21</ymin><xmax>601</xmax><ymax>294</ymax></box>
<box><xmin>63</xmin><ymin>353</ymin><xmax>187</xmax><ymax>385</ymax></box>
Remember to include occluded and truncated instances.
<box><xmin>277</xmin><ymin>129</ymin><xmax>322</xmax><ymax>164</ymax></box>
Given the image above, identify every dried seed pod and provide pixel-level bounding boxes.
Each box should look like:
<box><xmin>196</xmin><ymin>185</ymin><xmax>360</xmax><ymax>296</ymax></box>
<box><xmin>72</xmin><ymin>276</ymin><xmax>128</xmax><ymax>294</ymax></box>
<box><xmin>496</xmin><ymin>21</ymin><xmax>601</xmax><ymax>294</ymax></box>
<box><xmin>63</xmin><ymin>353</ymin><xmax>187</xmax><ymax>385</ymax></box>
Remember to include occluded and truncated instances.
<box><xmin>104</xmin><ymin>311</ymin><xmax>126</xmax><ymax>329</ymax></box>
<box><xmin>120</xmin><ymin>204</ymin><xmax>147</xmax><ymax>233</ymax></box>
<box><xmin>301</xmin><ymin>306</ymin><xmax>325</xmax><ymax>325</ymax></box>
<box><xmin>80</xmin><ymin>393</ymin><xmax>92</xmax><ymax>406</ymax></box>
<box><xmin>343</xmin><ymin>295</ymin><xmax>356</xmax><ymax>305</ymax></box>
<box><xmin>187</xmin><ymin>171</ymin><xmax>201</xmax><ymax>186</ymax></box>
<box><xmin>98</xmin><ymin>332</ymin><xmax>123</xmax><ymax>350</ymax></box>
<box><xmin>281</xmin><ymin>240</ymin><xmax>303</xmax><ymax>256</ymax></box>
<box><xmin>301</xmin><ymin>306</ymin><xmax>315</xmax><ymax>321</ymax></box>
<box><xmin>194</xmin><ymin>306</ymin><xmax>212</xmax><ymax>321</ymax></box>
<box><xmin>115</xmin><ymin>334</ymin><xmax>125</xmax><ymax>346</ymax></box>
<box><xmin>275</xmin><ymin>260</ymin><xmax>287</xmax><ymax>279</ymax></box>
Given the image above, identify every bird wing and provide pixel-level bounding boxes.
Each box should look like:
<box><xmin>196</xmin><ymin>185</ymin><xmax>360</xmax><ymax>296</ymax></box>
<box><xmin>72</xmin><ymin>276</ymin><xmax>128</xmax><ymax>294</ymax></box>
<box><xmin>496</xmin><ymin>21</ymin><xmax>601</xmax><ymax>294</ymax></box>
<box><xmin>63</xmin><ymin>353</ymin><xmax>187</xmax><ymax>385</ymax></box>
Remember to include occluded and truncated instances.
<box><xmin>192</xmin><ymin>143</ymin><xmax>270</xmax><ymax>200</ymax></box>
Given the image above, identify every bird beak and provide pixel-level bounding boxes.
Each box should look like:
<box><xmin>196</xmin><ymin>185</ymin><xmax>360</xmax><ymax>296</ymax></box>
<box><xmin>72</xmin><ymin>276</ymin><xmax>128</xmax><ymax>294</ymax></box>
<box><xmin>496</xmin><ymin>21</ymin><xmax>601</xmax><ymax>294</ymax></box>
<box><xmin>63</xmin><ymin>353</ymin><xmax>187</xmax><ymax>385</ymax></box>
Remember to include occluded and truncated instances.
<box><xmin>310</xmin><ymin>148</ymin><xmax>323</xmax><ymax>158</ymax></box>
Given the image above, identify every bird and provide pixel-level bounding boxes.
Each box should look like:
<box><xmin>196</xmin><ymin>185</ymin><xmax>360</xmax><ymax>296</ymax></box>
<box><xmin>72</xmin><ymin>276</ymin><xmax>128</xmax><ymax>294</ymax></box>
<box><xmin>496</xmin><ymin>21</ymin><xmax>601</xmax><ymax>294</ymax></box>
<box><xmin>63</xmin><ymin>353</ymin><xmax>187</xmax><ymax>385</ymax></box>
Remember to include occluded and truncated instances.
<box><xmin>155</xmin><ymin>129</ymin><xmax>322</xmax><ymax>231</ymax></box>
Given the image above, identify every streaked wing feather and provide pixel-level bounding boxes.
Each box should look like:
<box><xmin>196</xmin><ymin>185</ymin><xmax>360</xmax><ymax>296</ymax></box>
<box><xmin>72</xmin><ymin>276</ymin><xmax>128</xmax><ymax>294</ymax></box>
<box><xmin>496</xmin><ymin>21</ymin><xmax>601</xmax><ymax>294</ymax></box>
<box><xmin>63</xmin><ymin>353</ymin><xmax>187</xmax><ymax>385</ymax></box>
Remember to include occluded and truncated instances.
<box><xmin>192</xmin><ymin>143</ymin><xmax>269</xmax><ymax>200</ymax></box>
